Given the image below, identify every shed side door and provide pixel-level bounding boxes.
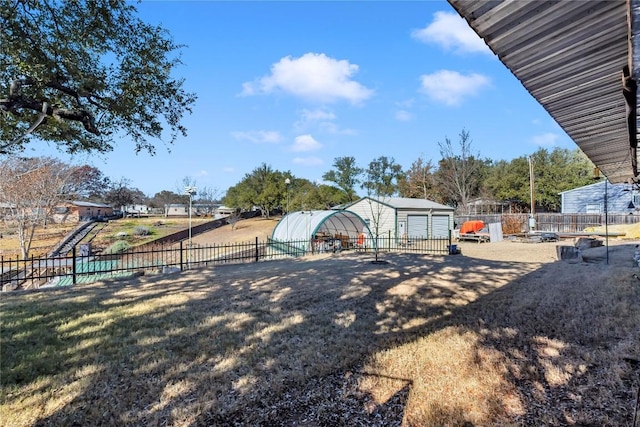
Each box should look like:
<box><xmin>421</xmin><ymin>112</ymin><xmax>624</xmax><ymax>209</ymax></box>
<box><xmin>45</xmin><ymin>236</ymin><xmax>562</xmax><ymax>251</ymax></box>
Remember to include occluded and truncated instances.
<box><xmin>407</xmin><ymin>215</ymin><xmax>428</xmax><ymax>239</ymax></box>
<box><xmin>431</xmin><ymin>215</ymin><xmax>450</xmax><ymax>238</ymax></box>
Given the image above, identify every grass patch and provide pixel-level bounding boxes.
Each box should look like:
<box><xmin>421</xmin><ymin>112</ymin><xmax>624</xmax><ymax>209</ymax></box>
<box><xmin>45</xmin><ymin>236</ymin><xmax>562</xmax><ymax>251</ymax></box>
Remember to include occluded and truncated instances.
<box><xmin>82</xmin><ymin>217</ymin><xmax>211</xmax><ymax>252</ymax></box>
<box><xmin>103</xmin><ymin>240</ymin><xmax>131</xmax><ymax>254</ymax></box>
<box><xmin>1</xmin><ymin>250</ymin><xmax>639</xmax><ymax>426</ymax></box>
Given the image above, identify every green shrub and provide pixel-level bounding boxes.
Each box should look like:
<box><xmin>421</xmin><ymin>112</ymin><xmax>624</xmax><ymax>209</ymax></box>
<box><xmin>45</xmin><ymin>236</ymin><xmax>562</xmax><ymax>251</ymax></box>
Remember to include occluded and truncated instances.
<box><xmin>104</xmin><ymin>240</ymin><xmax>131</xmax><ymax>254</ymax></box>
<box><xmin>134</xmin><ymin>226</ymin><xmax>150</xmax><ymax>236</ymax></box>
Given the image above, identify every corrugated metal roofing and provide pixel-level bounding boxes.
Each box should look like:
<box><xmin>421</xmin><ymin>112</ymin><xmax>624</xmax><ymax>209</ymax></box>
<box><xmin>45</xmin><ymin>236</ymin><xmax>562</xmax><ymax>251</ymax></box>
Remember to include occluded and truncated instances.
<box><xmin>346</xmin><ymin>197</ymin><xmax>455</xmax><ymax>211</ymax></box>
<box><xmin>447</xmin><ymin>0</ymin><xmax>637</xmax><ymax>184</ymax></box>
<box><xmin>384</xmin><ymin>197</ymin><xmax>455</xmax><ymax>210</ymax></box>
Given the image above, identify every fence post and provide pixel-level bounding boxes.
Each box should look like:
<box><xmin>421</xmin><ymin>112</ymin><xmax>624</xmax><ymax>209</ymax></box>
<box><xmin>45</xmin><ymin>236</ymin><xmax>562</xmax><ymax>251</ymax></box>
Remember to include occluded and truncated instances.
<box><xmin>180</xmin><ymin>240</ymin><xmax>184</xmax><ymax>271</ymax></box>
<box><xmin>255</xmin><ymin>237</ymin><xmax>259</xmax><ymax>262</ymax></box>
<box><xmin>388</xmin><ymin>230</ymin><xmax>391</xmax><ymax>251</ymax></box>
<box><xmin>449</xmin><ymin>229</ymin><xmax>452</xmax><ymax>254</ymax></box>
<box><xmin>72</xmin><ymin>245</ymin><xmax>77</xmax><ymax>285</ymax></box>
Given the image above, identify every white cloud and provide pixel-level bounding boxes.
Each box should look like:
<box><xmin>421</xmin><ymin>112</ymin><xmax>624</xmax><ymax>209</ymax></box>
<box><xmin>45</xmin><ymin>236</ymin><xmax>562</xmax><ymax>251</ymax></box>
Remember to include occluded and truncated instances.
<box><xmin>294</xmin><ymin>108</ymin><xmax>336</xmax><ymax>131</ymax></box>
<box><xmin>412</xmin><ymin>11</ymin><xmax>492</xmax><ymax>55</ymax></box>
<box><xmin>319</xmin><ymin>122</ymin><xmax>357</xmax><ymax>135</ymax></box>
<box><xmin>293</xmin><ymin>108</ymin><xmax>356</xmax><ymax>135</ymax></box>
<box><xmin>291</xmin><ymin>134</ymin><xmax>322</xmax><ymax>152</ymax></box>
<box><xmin>395</xmin><ymin>110</ymin><xmax>413</xmax><ymax>121</ymax></box>
<box><xmin>300</xmin><ymin>108</ymin><xmax>336</xmax><ymax>122</ymax></box>
<box><xmin>419</xmin><ymin>70</ymin><xmax>490</xmax><ymax>106</ymax></box>
<box><xmin>195</xmin><ymin>170</ymin><xmax>209</xmax><ymax>177</ymax></box>
<box><xmin>531</xmin><ymin>132</ymin><xmax>559</xmax><ymax>147</ymax></box>
<box><xmin>293</xmin><ymin>156</ymin><xmax>323</xmax><ymax>166</ymax></box>
<box><xmin>240</xmin><ymin>52</ymin><xmax>374</xmax><ymax>104</ymax></box>
<box><xmin>230</xmin><ymin>130</ymin><xmax>283</xmax><ymax>144</ymax></box>
<box><xmin>222</xmin><ymin>167</ymin><xmax>235</xmax><ymax>173</ymax></box>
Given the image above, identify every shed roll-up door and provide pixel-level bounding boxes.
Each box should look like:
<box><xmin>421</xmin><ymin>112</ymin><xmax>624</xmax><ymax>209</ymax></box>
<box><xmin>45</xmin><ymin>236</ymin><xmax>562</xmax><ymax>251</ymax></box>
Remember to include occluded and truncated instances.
<box><xmin>431</xmin><ymin>215</ymin><xmax>450</xmax><ymax>238</ymax></box>
<box><xmin>407</xmin><ymin>215</ymin><xmax>428</xmax><ymax>238</ymax></box>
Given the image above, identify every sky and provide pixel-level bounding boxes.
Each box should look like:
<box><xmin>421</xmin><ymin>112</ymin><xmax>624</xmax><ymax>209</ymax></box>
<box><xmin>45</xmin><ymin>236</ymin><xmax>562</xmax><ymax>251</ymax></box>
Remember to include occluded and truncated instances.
<box><xmin>27</xmin><ymin>0</ymin><xmax>578</xmax><ymax>198</ymax></box>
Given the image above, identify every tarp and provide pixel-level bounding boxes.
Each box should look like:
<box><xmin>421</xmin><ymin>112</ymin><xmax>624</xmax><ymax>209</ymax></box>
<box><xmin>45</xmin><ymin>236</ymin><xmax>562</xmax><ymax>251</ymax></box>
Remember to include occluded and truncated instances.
<box><xmin>460</xmin><ymin>220</ymin><xmax>485</xmax><ymax>234</ymax></box>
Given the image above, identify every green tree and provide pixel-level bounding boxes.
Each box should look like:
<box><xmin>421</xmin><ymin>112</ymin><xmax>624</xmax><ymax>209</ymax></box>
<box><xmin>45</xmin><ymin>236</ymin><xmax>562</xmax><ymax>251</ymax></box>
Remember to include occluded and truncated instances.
<box><xmin>288</xmin><ymin>179</ymin><xmax>348</xmax><ymax>211</ymax></box>
<box><xmin>532</xmin><ymin>148</ymin><xmax>596</xmax><ymax>211</ymax></box>
<box><xmin>223</xmin><ymin>163</ymin><xmax>287</xmax><ymax>218</ymax></box>
<box><xmin>1</xmin><ymin>0</ymin><xmax>196</xmax><ymax>154</ymax></box>
<box><xmin>315</xmin><ymin>184</ymin><xmax>350</xmax><ymax>208</ymax></box>
<box><xmin>483</xmin><ymin>157</ymin><xmax>530</xmax><ymax>208</ymax></box>
<box><xmin>362</xmin><ymin>156</ymin><xmax>403</xmax><ymax>197</ymax></box>
<box><xmin>483</xmin><ymin>148</ymin><xmax>596</xmax><ymax>212</ymax></box>
<box><xmin>322</xmin><ymin>156</ymin><xmax>363</xmax><ymax>202</ymax></box>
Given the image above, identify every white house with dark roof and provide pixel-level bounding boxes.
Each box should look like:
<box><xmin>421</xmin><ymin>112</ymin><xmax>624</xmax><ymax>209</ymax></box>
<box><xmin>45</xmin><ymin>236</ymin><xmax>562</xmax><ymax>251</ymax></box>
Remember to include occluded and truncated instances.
<box><xmin>342</xmin><ymin>197</ymin><xmax>455</xmax><ymax>240</ymax></box>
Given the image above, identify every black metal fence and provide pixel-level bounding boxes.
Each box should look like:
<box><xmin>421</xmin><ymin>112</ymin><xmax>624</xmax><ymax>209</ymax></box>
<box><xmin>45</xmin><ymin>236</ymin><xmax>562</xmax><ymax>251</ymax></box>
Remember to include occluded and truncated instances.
<box><xmin>1</xmin><ymin>234</ymin><xmax>451</xmax><ymax>291</ymax></box>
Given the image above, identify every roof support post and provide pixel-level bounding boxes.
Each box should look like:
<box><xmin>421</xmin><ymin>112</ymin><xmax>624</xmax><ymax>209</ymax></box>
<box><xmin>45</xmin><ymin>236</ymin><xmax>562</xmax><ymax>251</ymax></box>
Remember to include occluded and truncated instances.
<box><xmin>628</xmin><ymin>0</ymin><xmax>640</xmax><ymax>178</ymax></box>
<box><xmin>622</xmin><ymin>64</ymin><xmax>637</xmax><ymax>176</ymax></box>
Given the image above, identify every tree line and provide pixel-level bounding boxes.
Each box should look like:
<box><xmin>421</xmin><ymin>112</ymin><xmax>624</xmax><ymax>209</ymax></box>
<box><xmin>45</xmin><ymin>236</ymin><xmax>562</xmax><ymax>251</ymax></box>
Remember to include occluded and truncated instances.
<box><xmin>223</xmin><ymin>129</ymin><xmax>598</xmax><ymax>216</ymax></box>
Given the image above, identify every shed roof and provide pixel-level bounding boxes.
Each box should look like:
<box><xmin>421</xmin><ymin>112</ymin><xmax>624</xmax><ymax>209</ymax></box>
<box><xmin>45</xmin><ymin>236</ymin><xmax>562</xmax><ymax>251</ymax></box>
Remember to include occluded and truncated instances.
<box><xmin>349</xmin><ymin>197</ymin><xmax>454</xmax><ymax>211</ymax></box>
<box><xmin>559</xmin><ymin>180</ymin><xmax>630</xmax><ymax>195</ymax></box>
<box><xmin>447</xmin><ymin>0</ymin><xmax>636</xmax><ymax>184</ymax></box>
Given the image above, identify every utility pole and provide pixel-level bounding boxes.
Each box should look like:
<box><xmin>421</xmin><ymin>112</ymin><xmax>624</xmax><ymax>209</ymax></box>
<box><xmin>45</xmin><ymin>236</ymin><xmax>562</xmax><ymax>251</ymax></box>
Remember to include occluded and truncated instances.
<box><xmin>184</xmin><ymin>186</ymin><xmax>197</xmax><ymax>266</ymax></box>
<box><xmin>528</xmin><ymin>155</ymin><xmax>535</xmax><ymax>215</ymax></box>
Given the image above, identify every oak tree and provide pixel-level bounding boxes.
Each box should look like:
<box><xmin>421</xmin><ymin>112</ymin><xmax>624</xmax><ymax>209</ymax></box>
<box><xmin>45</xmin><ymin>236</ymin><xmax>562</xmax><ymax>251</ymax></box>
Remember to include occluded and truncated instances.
<box><xmin>1</xmin><ymin>0</ymin><xmax>196</xmax><ymax>154</ymax></box>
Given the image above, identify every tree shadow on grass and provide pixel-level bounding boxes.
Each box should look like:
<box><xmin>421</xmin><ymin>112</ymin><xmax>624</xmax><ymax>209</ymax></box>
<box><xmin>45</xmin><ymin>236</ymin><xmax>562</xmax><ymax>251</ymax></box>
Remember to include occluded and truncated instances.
<box><xmin>2</xmin><ymin>243</ymin><xmax>639</xmax><ymax>426</ymax></box>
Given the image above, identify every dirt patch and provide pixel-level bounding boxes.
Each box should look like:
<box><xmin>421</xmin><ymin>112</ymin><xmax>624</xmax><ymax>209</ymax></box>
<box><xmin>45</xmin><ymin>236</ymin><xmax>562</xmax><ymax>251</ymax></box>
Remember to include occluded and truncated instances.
<box><xmin>189</xmin><ymin>216</ymin><xmax>280</xmax><ymax>244</ymax></box>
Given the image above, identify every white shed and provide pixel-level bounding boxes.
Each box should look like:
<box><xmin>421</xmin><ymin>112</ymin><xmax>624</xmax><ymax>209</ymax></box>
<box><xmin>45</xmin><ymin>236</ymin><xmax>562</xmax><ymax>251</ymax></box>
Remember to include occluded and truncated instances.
<box><xmin>343</xmin><ymin>197</ymin><xmax>455</xmax><ymax>241</ymax></box>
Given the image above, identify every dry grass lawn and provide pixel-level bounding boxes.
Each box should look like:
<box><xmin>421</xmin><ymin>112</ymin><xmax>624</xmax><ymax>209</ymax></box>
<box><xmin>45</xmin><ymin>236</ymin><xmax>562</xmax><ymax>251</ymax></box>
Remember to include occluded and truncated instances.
<box><xmin>0</xmin><ymin>223</ymin><xmax>77</xmax><ymax>257</ymax></box>
<box><xmin>0</xmin><ymin>217</ymin><xmax>214</xmax><ymax>257</ymax></box>
<box><xmin>1</xmin><ymin>222</ymin><xmax>640</xmax><ymax>426</ymax></box>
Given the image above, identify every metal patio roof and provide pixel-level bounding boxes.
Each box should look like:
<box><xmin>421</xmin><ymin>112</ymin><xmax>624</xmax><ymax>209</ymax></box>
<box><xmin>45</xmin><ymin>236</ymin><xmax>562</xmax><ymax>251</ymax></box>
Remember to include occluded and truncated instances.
<box><xmin>447</xmin><ymin>0</ymin><xmax>638</xmax><ymax>184</ymax></box>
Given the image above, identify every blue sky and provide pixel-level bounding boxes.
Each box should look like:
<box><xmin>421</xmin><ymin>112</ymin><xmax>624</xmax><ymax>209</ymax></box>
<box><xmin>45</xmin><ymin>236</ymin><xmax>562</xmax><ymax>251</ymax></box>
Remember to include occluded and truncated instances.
<box><xmin>30</xmin><ymin>1</ymin><xmax>576</xmax><ymax>198</ymax></box>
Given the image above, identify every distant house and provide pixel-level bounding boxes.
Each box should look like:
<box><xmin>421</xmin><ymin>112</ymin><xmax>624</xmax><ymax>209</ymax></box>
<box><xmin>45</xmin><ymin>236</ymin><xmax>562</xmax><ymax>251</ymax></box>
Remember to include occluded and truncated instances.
<box><xmin>52</xmin><ymin>201</ymin><xmax>114</xmax><ymax>223</ymax></box>
<box><xmin>0</xmin><ymin>202</ymin><xmax>16</xmax><ymax>220</ymax></box>
<box><xmin>164</xmin><ymin>204</ymin><xmax>188</xmax><ymax>217</ymax></box>
<box><xmin>560</xmin><ymin>181</ymin><xmax>639</xmax><ymax>214</ymax></box>
<box><xmin>342</xmin><ymin>197</ymin><xmax>455</xmax><ymax>240</ymax></box>
<box><xmin>216</xmin><ymin>205</ymin><xmax>237</xmax><ymax>215</ymax></box>
<box><xmin>123</xmin><ymin>204</ymin><xmax>151</xmax><ymax>217</ymax></box>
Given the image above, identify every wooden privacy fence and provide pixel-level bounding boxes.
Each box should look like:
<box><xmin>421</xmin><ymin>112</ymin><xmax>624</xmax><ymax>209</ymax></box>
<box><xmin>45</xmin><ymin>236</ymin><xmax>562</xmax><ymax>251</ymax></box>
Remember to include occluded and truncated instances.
<box><xmin>1</xmin><ymin>234</ymin><xmax>451</xmax><ymax>291</ymax></box>
<box><xmin>455</xmin><ymin>213</ymin><xmax>640</xmax><ymax>233</ymax></box>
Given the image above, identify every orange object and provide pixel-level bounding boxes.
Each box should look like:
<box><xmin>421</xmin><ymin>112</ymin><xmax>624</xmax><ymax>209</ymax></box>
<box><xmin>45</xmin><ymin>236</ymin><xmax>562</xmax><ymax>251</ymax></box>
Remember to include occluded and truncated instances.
<box><xmin>459</xmin><ymin>220</ymin><xmax>485</xmax><ymax>234</ymax></box>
